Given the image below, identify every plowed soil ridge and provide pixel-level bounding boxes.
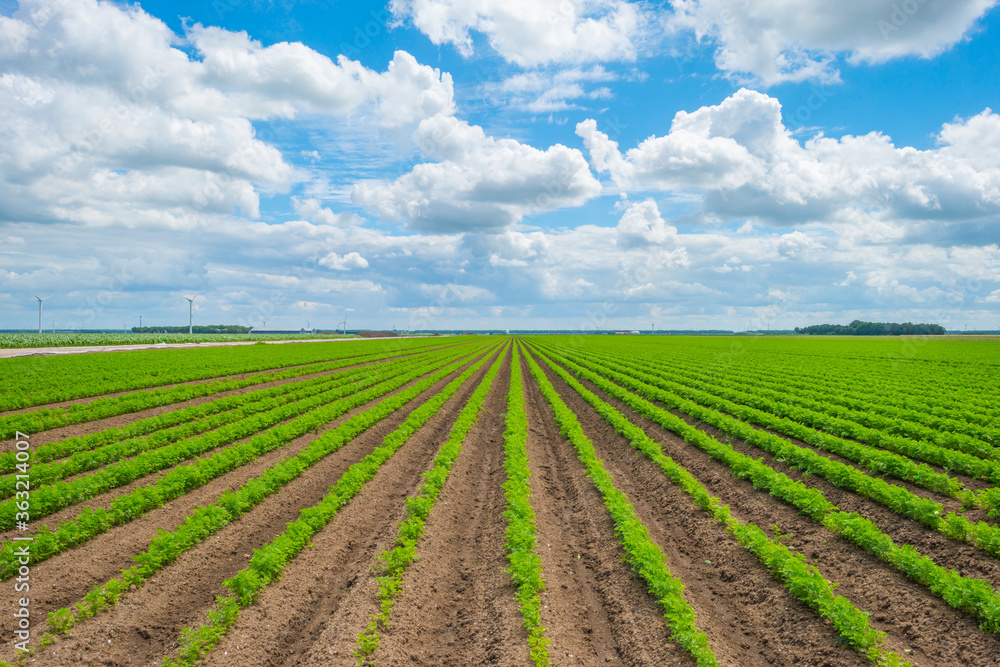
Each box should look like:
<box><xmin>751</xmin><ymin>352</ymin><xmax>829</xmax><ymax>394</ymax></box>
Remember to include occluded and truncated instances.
<box><xmin>366</xmin><ymin>352</ymin><xmax>530</xmax><ymax>667</ymax></box>
<box><xmin>12</xmin><ymin>347</ymin><xmax>495</xmax><ymax>667</ymax></box>
<box><xmin>0</xmin><ymin>346</ymin><xmax>451</xmax><ymax>451</ymax></box>
<box><xmin>519</xmin><ymin>352</ymin><xmax>694</xmax><ymax>667</ymax></box>
<box><xmin>560</xmin><ymin>353</ymin><xmax>1000</xmax><ymax>667</ymax></box>
<box><xmin>193</xmin><ymin>348</ymin><xmax>501</xmax><ymax>667</ymax></box>
<box><xmin>532</xmin><ymin>350</ymin><xmax>868</xmax><ymax>667</ymax></box>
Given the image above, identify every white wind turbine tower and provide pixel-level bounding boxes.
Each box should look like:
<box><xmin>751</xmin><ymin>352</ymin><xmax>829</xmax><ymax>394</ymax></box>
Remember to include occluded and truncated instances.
<box><xmin>182</xmin><ymin>295</ymin><xmax>198</xmax><ymax>334</ymax></box>
<box><xmin>33</xmin><ymin>295</ymin><xmax>51</xmax><ymax>334</ymax></box>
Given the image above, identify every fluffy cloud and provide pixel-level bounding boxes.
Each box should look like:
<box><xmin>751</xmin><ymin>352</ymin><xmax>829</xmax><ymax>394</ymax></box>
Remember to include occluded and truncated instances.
<box><xmin>578</xmin><ymin>88</ymin><xmax>1000</xmax><ymax>227</ymax></box>
<box><xmin>390</xmin><ymin>0</ymin><xmax>648</xmax><ymax>66</ymax></box>
<box><xmin>319</xmin><ymin>251</ymin><xmax>370</xmax><ymax>270</ymax></box>
<box><xmin>670</xmin><ymin>0</ymin><xmax>999</xmax><ymax>85</ymax></box>
<box><xmin>293</xmin><ymin>197</ymin><xmax>365</xmax><ymax>226</ymax></box>
<box><xmin>353</xmin><ymin>114</ymin><xmax>602</xmax><ymax>232</ymax></box>
<box><xmin>0</xmin><ymin>0</ymin><xmax>453</xmax><ymax>230</ymax></box>
<box><xmin>616</xmin><ymin>199</ymin><xmax>680</xmax><ymax>248</ymax></box>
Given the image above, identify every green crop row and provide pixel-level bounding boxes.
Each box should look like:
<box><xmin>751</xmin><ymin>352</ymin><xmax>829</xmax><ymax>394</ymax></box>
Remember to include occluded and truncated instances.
<box><xmin>0</xmin><ymin>344</ymin><xmax>488</xmax><ymax>579</ymax></box>
<box><xmin>160</xmin><ymin>344</ymin><xmax>500</xmax><ymax>667</ymax></box>
<box><xmin>0</xmin><ymin>341</ymin><xmax>443</xmax><ymax>441</ymax></box>
<box><xmin>44</xmin><ymin>344</ymin><xmax>502</xmax><ymax>638</ymax></box>
<box><xmin>0</xmin><ymin>336</ymin><xmax>460</xmax><ymax>411</ymax></box>
<box><xmin>536</xmin><ymin>345</ymin><xmax>1000</xmax><ymax>633</ymax></box>
<box><xmin>499</xmin><ymin>345</ymin><xmax>550</xmax><ymax>666</ymax></box>
<box><xmin>0</xmin><ymin>346</ymin><xmax>464</xmax><ymax>531</ymax></box>
<box><xmin>523</xmin><ymin>346</ymin><xmax>718</xmax><ymax>667</ymax></box>
<box><xmin>657</xmin><ymin>345</ymin><xmax>1000</xmax><ymax>444</ymax></box>
<box><xmin>0</xmin><ymin>332</ymin><xmax>359</xmax><ymax>349</ymax></box>
<box><xmin>642</xmin><ymin>340</ymin><xmax>999</xmax><ymax>432</ymax></box>
<box><xmin>354</xmin><ymin>343</ymin><xmax>508</xmax><ymax>663</ymax></box>
<box><xmin>568</xmin><ymin>342</ymin><xmax>1000</xmax><ymax>478</ymax></box>
<box><xmin>0</xmin><ymin>360</ymin><xmax>386</xmax><ymax>499</ymax></box>
<box><xmin>526</xmin><ymin>345</ymin><xmax>911</xmax><ymax>666</ymax></box>
<box><xmin>608</xmin><ymin>345</ymin><xmax>1000</xmax><ymax>460</ymax></box>
<box><xmin>598</xmin><ymin>337</ymin><xmax>999</xmax><ymax>422</ymax></box>
<box><xmin>531</xmin><ymin>342</ymin><xmax>967</xmax><ymax>499</ymax></box>
<box><xmin>545</xmin><ymin>342</ymin><xmax>1000</xmax><ymax>525</ymax></box>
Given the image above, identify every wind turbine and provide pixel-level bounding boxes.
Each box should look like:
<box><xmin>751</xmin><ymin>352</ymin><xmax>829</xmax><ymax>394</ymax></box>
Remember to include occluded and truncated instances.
<box><xmin>33</xmin><ymin>295</ymin><xmax>51</xmax><ymax>334</ymax></box>
<box><xmin>182</xmin><ymin>295</ymin><xmax>198</xmax><ymax>334</ymax></box>
<box><xmin>340</xmin><ymin>317</ymin><xmax>348</xmax><ymax>334</ymax></box>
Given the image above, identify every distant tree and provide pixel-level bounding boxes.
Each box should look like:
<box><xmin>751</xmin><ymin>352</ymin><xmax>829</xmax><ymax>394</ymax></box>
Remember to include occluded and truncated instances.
<box><xmin>795</xmin><ymin>320</ymin><xmax>945</xmax><ymax>336</ymax></box>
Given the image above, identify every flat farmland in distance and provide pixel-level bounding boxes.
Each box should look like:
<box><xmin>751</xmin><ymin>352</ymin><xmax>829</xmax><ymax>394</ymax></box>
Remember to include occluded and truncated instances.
<box><xmin>1</xmin><ymin>335</ymin><xmax>998</xmax><ymax>667</ymax></box>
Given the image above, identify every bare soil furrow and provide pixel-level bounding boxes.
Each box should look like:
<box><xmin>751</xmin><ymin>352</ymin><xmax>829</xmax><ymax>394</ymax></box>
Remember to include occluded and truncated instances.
<box><xmin>0</xmin><ymin>347</ymin><xmax>437</xmax><ymax>452</ymax></box>
<box><xmin>520</xmin><ymin>353</ymin><xmax>694</xmax><ymax>667</ymax></box>
<box><xmin>0</xmin><ymin>354</ymin><xmax>482</xmax><ymax>643</ymax></box>
<box><xmin>192</xmin><ymin>349</ymin><xmax>498</xmax><ymax>667</ymax></box>
<box><xmin>536</xmin><ymin>354</ymin><xmax>869</xmax><ymax>667</ymax></box>
<box><xmin>365</xmin><ymin>353</ymin><xmax>531</xmax><ymax>667</ymax></box>
<box><xmin>582</xmin><ymin>367</ymin><xmax>1000</xmax><ymax>667</ymax></box>
<box><xmin>0</xmin><ymin>356</ymin><xmax>456</xmax><ymax>545</ymax></box>
<box><xmin>676</xmin><ymin>409</ymin><xmax>1000</xmax><ymax>591</ymax></box>
<box><xmin>19</xmin><ymin>349</ymin><xmax>492</xmax><ymax>667</ymax></box>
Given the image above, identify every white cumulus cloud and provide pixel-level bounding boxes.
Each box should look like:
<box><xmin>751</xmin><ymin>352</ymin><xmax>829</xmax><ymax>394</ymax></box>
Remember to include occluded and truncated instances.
<box><xmin>669</xmin><ymin>0</ymin><xmax>999</xmax><ymax>85</ymax></box>
<box><xmin>0</xmin><ymin>0</ymin><xmax>454</xmax><ymax>230</ymax></box>
<box><xmin>390</xmin><ymin>0</ymin><xmax>650</xmax><ymax>66</ymax></box>
<box><xmin>319</xmin><ymin>251</ymin><xmax>370</xmax><ymax>270</ymax></box>
<box><xmin>577</xmin><ymin>88</ymin><xmax>1000</xmax><ymax>228</ymax></box>
<box><xmin>353</xmin><ymin>114</ymin><xmax>602</xmax><ymax>232</ymax></box>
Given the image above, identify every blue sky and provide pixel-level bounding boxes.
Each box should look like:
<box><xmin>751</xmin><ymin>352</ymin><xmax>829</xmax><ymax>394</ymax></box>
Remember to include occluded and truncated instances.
<box><xmin>1</xmin><ymin>0</ymin><xmax>999</xmax><ymax>331</ymax></box>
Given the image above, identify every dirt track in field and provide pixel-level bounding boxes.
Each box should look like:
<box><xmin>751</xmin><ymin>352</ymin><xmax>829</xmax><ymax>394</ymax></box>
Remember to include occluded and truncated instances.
<box><xmin>9</xmin><ymin>340</ymin><xmax>1000</xmax><ymax>667</ymax></box>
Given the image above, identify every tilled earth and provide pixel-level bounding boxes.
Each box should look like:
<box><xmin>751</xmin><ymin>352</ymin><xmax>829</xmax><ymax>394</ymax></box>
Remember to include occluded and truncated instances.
<box><xmin>2</xmin><ymin>345</ymin><xmax>997</xmax><ymax>666</ymax></box>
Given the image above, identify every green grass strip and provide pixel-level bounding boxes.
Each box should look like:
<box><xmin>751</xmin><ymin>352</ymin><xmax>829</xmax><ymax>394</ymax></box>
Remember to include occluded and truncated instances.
<box><xmin>0</xmin><ymin>344</ymin><xmax>483</xmax><ymax>579</ymax></box>
<box><xmin>500</xmin><ymin>344</ymin><xmax>551</xmax><ymax>666</ymax></box>
<box><xmin>159</xmin><ymin>344</ymin><xmax>500</xmax><ymax>667</ymax></box>
<box><xmin>43</xmin><ymin>344</ymin><xmax>500</xmax><ymax>637</ymax></box>
<box><xmin>536</xmin><ymin>344</ymin><xmax>1000</xmax><ymax>634</ymax></box>
<box><xmin>354</xmin><ymin>342</ymin><xmax>509</xmax><ymax>664</ymax></box>
<box><xmin>522</xmin><ymin>344</ymin><xmax>718</xmax><ymax>667</ymax></box>
<box><xmin>528</xmin><ymin>345</ymin><xmax>910</xmax><ymax>667</ymax></box>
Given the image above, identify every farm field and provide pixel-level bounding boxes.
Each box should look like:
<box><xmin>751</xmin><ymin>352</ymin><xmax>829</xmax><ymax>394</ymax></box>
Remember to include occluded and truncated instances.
<box><xmin>1</xmin><ymin>335</ymin><xmax>999</xmax><ymax>667</ymax></box>
<box><xmin>0</xmin><ymin>333</ymin><xmax>363</xmax><ymax>350</ymax></box>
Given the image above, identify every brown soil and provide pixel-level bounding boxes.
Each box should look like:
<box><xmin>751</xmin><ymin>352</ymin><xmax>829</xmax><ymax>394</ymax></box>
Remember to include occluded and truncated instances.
<box><xmin>195</xmin><ymin>346</ymin><xmax>505</xmax><ymax>667</ymax></box>
<box><xmin>532</xmin><ymin>352</ymin><xmax>868</xmax><ymax>667</ymax></box>
<box><xmin>518</xmin><ymin>352</ymin><xmax>696</xmax><ymax>666</ymax></box>
<box><xmin>3</xmin><ymin>345</ymin><xmax>499</xmax><ymax>666</ymax></box>
<box><xmin>10</xmin><ymin>340</ymin><xmax>1000</xmax><ymax>667</ymax></box>
<box><xmin>367</xmin><ymin>352</ymin><xmax>529</xmax><ymax>667</ymax></box>
<box><xmin>0</xmin><ymin>344</ymin><xmax>452</xmax><ymax>452</ymax></box>
<box><xmin>0</xmin><ymin>339</ymin><xmax>457</xmax><ymax>422</ymax></box>
<box><xmin>552</xmin><ymin>352</ymin><xmax>1000</xmax><ymax>667</ymax></box>
<box><xmin>0</xmin><ymin>353</ymin><xmax>461</xmax><ymax>546</ymax></box>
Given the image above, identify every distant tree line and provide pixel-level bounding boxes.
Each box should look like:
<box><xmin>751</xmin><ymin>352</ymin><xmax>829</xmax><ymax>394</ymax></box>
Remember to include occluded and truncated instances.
<box><xmin>794</xmin><ymin>320</ymin><xmax>946</xmax><ymax>336</ymax></box>
<box><xmin>132</xmin><ymin>325</ymin><xmax>252</xmax><ymax>334</ymax></box>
